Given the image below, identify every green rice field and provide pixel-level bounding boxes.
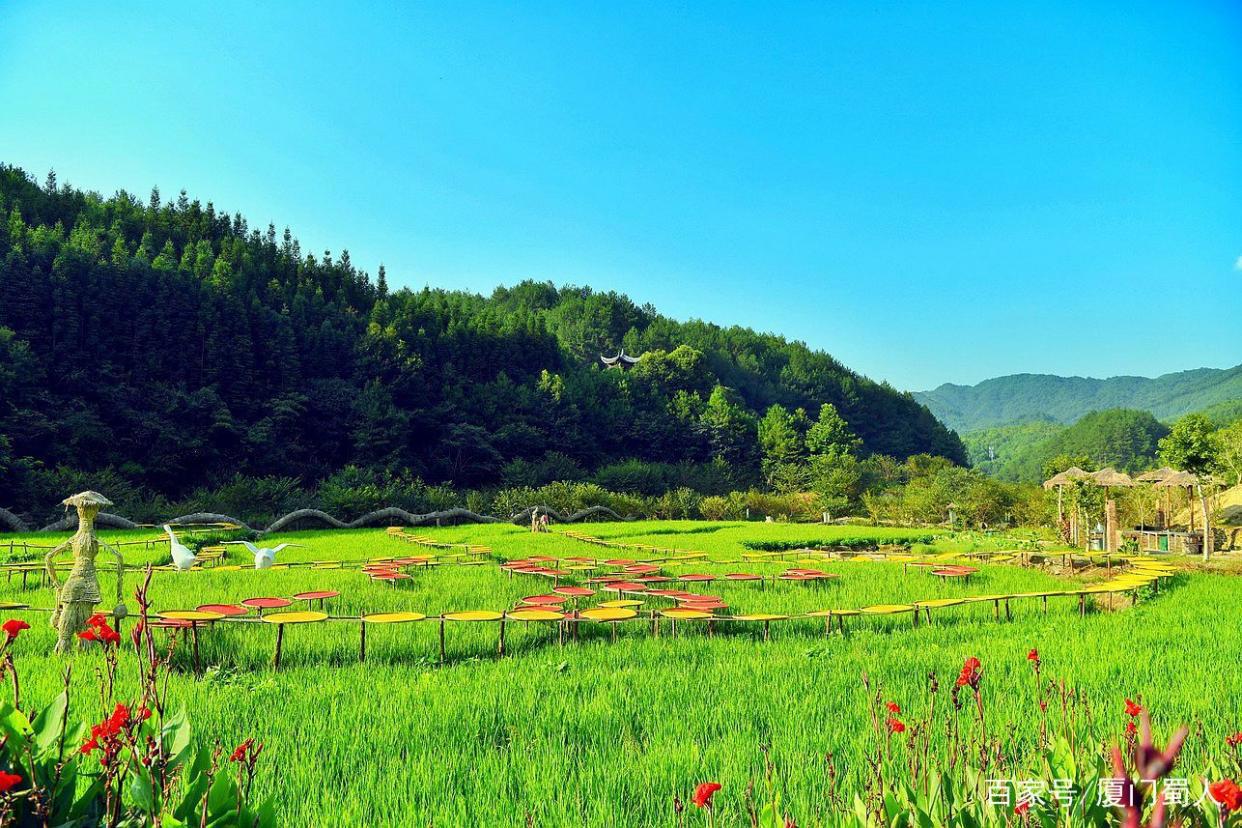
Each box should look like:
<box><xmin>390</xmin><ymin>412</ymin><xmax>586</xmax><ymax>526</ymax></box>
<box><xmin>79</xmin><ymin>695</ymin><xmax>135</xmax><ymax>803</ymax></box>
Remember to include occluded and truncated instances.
<box><xmin>3</xmin><ymin>521</ymin><xmax>1237</xmax><ymax>826</ymax></box>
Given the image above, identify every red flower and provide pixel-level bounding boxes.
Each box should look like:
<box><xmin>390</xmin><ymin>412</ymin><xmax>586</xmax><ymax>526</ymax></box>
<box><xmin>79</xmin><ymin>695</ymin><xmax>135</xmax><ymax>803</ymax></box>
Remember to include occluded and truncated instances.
<box><xmin>79</xmin><ymin>736</ymin><xmax>99</xmax><ymax>755</ymax></box>
<box><xmin>87</xmin><ymin>613</ymin><xmax>108</xmax><ymax>628</ymax></box>
<box><xmin>0</xmin><ymin>771</ymin><xmax>20</xmax><ymax>793</ymax></box>
<box><xmin>956</xmin><ymin>657</ymin><xmax>982</xmax><ymax>690</ymax></box>
<box><xmin>885</xmin><ymin>701</ymin><xmax>900</xmax><ymax>714</ymax></box>
<box><xmin>2</xmin><ymin>619</ymin><xmax>29</xmax><ymax>640</ymax></box>
<box><xmin>100</xmin><ymin>625</ymin><xmax>121</xmax><ymax>645</ymax></box>
<box><xmin>1210</xmin><ymin>779</ymin><xmax>1242</xmax><ymax>812</ymax></box>
<box><xmin>886</xmin><ymin>716</ymin><xmax>906</xmax><ymax>735</ymax></box>
<box><xmin>692</xmin><ymin>782</ymin><xmax>721</xmax><ymax>809</ymax></box>
<box><xmin>1227</xmin><ymin>732</ymin><xmax>1242</xmax><ymax>748</ymax></box>
<box><xmin>230</xmin><ymin>738</ymin><xmax>255</xmax><ymax>763</ymax></box>
<box><xmin>1014</xmin><ymin>800</ymin><xmax>1030</xmax><ymax>816</ymax></box>
<box><xmin>1124</xmin><ymin>698</ymin><xmax>1143</xmax><ymax>717</ymax></box>
<box><xmin>78</xmin><ymin>629</ymin><xmax>99</xmax><ymax>642</ymax></box>
<box><xmin>1125</xmin><ymin>720</ymin><xmax>1137</xmax><ymax>737</ymax></box>
<box><xmin>1026</xmin><ymin>648</ymin><xmax>1039</xmax><ymax>663</ymax></box>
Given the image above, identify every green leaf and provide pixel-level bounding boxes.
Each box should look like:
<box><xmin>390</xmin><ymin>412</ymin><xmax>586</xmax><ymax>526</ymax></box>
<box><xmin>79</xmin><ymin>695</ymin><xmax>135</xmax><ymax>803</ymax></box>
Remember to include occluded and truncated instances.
<box><xmin>0</xmin><ymin>701</ymin><xmax>33</xmax><ymax>742</ymax></box>
<box><xmin>128</xmin><ymin>769</ymin><xmax>156</xmax><ymax>813</ymax></box>
<box><xmin>161</xmin><ymin>707</ymin><xmax>193</xmax><ymax>771</ymax></box>
<box><xmin>32</xmin><ymin>690</ymin><xmax>69</xmax><ymax>760</ymax></box>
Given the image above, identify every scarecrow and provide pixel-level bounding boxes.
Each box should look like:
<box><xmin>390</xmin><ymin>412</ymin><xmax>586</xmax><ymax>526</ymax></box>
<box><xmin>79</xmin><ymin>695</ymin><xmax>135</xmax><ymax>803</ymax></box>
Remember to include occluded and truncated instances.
<box><xmin>44</xmin><ymin>491</ymin><xmax>127</xmax><ymax>653</ymax></box>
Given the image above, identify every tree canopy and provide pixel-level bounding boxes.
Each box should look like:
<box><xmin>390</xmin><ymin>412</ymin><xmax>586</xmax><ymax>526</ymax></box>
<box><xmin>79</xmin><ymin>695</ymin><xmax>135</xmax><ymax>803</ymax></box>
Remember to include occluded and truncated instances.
<box><xmin>0</xmin><ymin>165</ymin><xmax>964</xmax><ymax>514</ymax></box>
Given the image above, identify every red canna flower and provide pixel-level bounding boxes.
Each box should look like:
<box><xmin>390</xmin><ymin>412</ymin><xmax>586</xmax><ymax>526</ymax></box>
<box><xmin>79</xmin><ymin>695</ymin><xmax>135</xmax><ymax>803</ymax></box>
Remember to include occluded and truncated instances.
<box><xmin>1014</xmin><ymin>800</ymin><xmax>1030</xmax><ymax>817</ymax></box>
<box><xmin>0</xmin><ymin>771</ymin><xmax>21</xmax><ymax>793</ymax></box>
<box><xmin>1124</xmin><ymin>698</ymin><xmax>1143</xmax><ymax>717</ymax></box>
<box><xmin>78</xmin><ymin>629</ymin><xmax>99</xmax><ymax>642</ymax></box>
<box><xmin>1210</xmin><ymin>779</ymin><xmax>1242</xmax><ymax>812</ymax></box>
<box><xmin>230</xmin><ymin>738</ymin><xmax>255</xmax><ymax>763</ymax></box>
<box><xmin>87</xmin><ymin>613</ymin><xmax>108</xmax><ymax>628</ymax></box>
<box><xmin>79</xmin><ymin>736</ymin><xmax>99</xmax><ymax>755</ymax></box>
<box><xmin>692</xmin><ymin>782</ymin><xmax>722</xmax><ymax>809</ymax></box>
<box><xmin>100</xmin><ymin>625</ymin><xmax>121</xmax><ymax>645</ymax></box>
<box><xmin>885</xmin><ymin>701</ymin><xmax>900</xmax><ymax>714</ymax></box>
<box><xmin>1026</xmin><ymin>648</ymin><xmax>1039</xmax><ymax>663</ymax></box>
<box><xmin>1125</xmin><ymin>720</ymin><xmax>1137</xmax><ymax>737</ymax></box>
<box><xmin>956</xmin><ymin>657</ymin><xmax>982</xmax><ymax>690</ymax></box>
<box><xmin>2</xmin><ymin>619</ymin><xmax>29</xmax><ymax>640</ymax></box>
<box><xmin>1228</xmin><ymin>732</ymin><xmax>1242</xmax><ymax>748</ymax></box>
<box><xmin>886</xmin><ymin>716</ymin><xmax>906</xmax><ymax>735</ymax></box>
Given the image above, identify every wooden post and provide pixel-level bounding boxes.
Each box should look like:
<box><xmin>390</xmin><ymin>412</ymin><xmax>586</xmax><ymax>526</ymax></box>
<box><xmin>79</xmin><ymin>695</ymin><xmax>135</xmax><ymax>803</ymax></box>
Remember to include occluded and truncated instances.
<box><xmin>439</xmin><ymin>619</ymin><xmax>446</xmax><ymax>664</ymax></box>
<box><xmin>273</xmin><ymin>624</ymin><xmax>284</xmax><ymax>670</ymax></box>
<box><xmin>191</xmin><ymin>623</ymin><xmax>201</xmax><ymax>673</ymax></box>
<box><xmin>359</xmin><ymin>620</ymin><xmax>366</xmax><ymax>663</ymax></box>
<box><xmin>498</xmin><ymin>617</ymin><xmax>506</xmax><ymax>657</ymax></box>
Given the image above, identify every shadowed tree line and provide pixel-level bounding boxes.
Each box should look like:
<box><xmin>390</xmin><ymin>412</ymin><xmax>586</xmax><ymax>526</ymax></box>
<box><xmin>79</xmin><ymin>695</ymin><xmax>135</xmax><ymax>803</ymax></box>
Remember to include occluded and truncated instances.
<box><xmin>0</xmin><ymin>165</ymin><xmax>964</xmax><ymax>522</ymax></box>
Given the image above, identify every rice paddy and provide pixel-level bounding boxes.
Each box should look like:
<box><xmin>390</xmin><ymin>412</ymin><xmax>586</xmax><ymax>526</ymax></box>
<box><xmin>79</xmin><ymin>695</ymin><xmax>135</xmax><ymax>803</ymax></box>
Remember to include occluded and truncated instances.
<box><xmin>3</xmin><ymin>521</ymin><xmax>1237</xmax><ymax>826</ymax></box>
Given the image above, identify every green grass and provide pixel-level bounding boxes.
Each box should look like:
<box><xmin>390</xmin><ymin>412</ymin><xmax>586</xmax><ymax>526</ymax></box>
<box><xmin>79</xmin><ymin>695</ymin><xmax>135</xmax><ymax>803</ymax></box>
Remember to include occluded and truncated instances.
<box><xmin>2</xmin><ymin>522</ymin><xmax>1236</xmax><ymax>826</ymax></box>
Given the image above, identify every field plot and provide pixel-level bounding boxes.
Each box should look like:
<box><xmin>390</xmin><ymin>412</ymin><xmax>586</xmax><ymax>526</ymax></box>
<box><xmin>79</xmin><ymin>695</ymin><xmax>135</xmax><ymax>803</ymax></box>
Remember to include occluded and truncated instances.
<box><xmin>2</xmin><ymin>522</ymin><xmax>1235</xmax><ymax>826</ymax></box>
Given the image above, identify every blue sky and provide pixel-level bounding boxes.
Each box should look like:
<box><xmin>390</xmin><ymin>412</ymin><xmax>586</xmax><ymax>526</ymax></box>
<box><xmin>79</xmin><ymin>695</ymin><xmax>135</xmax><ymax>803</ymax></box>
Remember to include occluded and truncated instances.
<box><xmin>1</xmin><ymin>0</ymin><xmax>1239</xmax><ymax>390</ymax></box>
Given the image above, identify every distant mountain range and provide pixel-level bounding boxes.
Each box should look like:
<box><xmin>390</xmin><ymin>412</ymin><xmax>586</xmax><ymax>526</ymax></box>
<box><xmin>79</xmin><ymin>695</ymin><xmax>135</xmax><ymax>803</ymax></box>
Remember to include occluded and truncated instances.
<box><xmin>915</xmin><ymin>364</ymin><xmax>1242</xmax><ymax>433</ymax></box>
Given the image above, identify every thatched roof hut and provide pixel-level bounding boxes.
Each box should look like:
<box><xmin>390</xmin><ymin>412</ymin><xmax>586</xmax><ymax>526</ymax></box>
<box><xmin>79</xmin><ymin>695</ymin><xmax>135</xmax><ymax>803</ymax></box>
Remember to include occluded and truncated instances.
<box><xmin>1136</xmin><ymin>467</ymin><xmax>1178</xmax><ymax>483</ymax></box>
<box><xmin>1042</xmin><ymin>466</ymin><xmax>1091</xmax><ymax>490</ymax></box>
<box><xmin>1153</xmin><ymin>470</ymin><xmax>1198</xmax><ymax>488</ymax></box>
<box><xmin>1090</xmin><ymin>468</ymin><xmax>1135</xmax><ymax>487</ymax></box>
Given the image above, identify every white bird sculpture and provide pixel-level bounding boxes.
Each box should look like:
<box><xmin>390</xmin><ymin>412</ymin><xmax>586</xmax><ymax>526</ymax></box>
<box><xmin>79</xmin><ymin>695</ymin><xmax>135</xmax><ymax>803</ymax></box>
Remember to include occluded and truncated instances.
<box><xmin>164</xmin><ymin>525</ymin><xmax>198</xmax><ymax>571</ymax></box>
<box><xmin>224</xmin><ymin>540</ymin><xmax>301</xmax><ymax>570</ymax></box>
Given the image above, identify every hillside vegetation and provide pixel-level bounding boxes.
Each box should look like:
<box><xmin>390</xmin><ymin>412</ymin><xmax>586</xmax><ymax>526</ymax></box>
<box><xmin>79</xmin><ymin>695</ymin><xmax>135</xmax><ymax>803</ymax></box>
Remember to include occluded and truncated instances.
<box><xmin>0</xmin><ymin>165</ymin><xmax>963</xmax><ymax>517</ymax></box>
<box><xmin>963</xmin><ymin>408</ymin><xmax>1171</xmax><ymax>482</ymax></box>
<box><xmin>917</xmin><ymin>366</ymin><xmax>1242</xmax><ymax>432</ymax></box>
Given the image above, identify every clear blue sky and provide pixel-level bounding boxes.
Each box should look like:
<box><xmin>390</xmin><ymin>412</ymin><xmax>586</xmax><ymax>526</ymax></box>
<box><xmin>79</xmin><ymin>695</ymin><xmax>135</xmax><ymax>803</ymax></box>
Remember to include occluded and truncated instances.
<box><xmin>2</xmin><ymin>1</ymin><xmax>1239</xmax><ymax>390</ymax></box>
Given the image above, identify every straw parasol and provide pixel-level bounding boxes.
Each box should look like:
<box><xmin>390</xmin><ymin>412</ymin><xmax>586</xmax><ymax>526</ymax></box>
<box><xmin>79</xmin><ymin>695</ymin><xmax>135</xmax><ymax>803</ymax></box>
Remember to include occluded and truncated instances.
<box><xmin>1136</xmin><ymin>467</ymin><xmax>1178</xmax><ymax>483</ymax></box>
<box><xmin>1153</xmin><ymin>469</ymin><xmax>1201</xmax><ymax>532</ymax></box>
<box><xmin>1043</xmin><ymin>467</ymin><xmax>1092</xmax><ymax>544</ymax></box>
<box><xmin>1089</xmin><ymin>468</ymin><xmax>1135</xmax><ymax>487</ymax></box>
<box><xmin>1042</xmin><ymin>467</ymin><xmax>1091</xmax><ymax>490</ymax></box>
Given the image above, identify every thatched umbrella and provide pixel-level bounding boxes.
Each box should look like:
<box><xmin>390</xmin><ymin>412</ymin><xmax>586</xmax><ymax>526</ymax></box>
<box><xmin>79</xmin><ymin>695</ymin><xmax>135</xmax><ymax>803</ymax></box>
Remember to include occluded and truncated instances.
<box><xmin>1043</xmin><ymin>467</ymin><xmax>1091</xmax><ymax>542</ymax></box>
<box><xmin>1154</xmin><ymin>470</ymin><xmax>1200</xmax><ymax>533</ymax></box>
<box><xmin>1089</xmin><ymin>467</ymin><xmax>1135</xmax><ymax>487</ymax></box>
<box><xmin>1136</xmin><ymin>467</ymin><xmax>1178</xmax><ymax>483</ymax></box>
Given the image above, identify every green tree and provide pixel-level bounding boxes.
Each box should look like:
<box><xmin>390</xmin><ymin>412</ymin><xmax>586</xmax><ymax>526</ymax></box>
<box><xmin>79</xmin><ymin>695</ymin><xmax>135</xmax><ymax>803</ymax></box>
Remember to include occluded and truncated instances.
<box><xmin>1159</xmin><ymin>413</ymin><xmax>1219</xmax><ymax>560</ymax></box>
<box><xmin>1215</xmin><ymin>419</ymin><xmax>1242</xmax><ymax>487</ymax></box>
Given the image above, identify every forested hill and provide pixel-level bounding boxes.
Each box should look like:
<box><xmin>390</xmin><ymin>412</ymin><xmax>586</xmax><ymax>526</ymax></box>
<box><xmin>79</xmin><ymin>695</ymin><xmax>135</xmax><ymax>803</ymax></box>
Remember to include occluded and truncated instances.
<box><xmin>0</xmin><ymin>165</ymin><xmax>964</xmax><ymax>506</ymax></box>
<box><xmin>916</xmin><ymin>366</ymin><xmax>1242</xmax><ymax>432</ymax></box>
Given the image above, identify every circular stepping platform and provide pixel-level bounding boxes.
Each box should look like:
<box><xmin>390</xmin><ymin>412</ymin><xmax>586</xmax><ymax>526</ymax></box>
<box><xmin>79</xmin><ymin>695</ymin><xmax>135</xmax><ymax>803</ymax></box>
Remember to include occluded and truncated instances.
<box><xmin>913</xmin><ymin>598</ymin><xmax>967</xmax><ymax>609</ymax></box>
<box><xmin>362</xmin><ymin>612</ymin><xmax>427</xmax><ymax>624</ymax></box>
<box><xmin>242</xmin><ymin>597</ymin><xmax>292</xmax><ymax>611</ymax></box>
<box><xmin>149</xmin><ymin>618</ymin><xmax>193</xmax><ymax>629</ymax></box>
<box><xmin>158</xmin><ymin>610</ymin><xmax>225</xmax><ymax>623</ymax></box>
<box><xmin>679</xmin><ymin>574</ymin><xmax>716</xmax><ymax>582</ymax></box>
<box><xmin>601</xmin><ymin>581</ymin><xmax>648</xmax><ymax>593</ymax></box>
<box><xmin>369</xmin><ymin>572</ymin><xmax>410</xmax><ymax>581</ymax></box>
<box><xmin>724</xmin><ymin>573</ymin><xmax>762</xmax><ymax>582</ymax></box>
<box><xmin>579</xmin><ymin>608</ymin><xmax>637</xmax><ymax>622</ymax></box>
<box><xmin>262</xmin><ymin>611</ymin><xmax>328</xmax><ymax>625</ymax></box>
<box><xmin>553</xmin><ymin>586</ymin><xmax>595</xmax><ymax>597</ymax></box>
<box><xmin>731</xmin><ymin>613</ymin><xmax>789</xmax><ymax>622</ymax></box>
<box><xmin>294</xmin><ymin>591</ymin><xmax>340</xmax><ymax>601</ymax></box>
<box><xmin>442</xmin><ymin>611</ymin><xmax>503</xmax><ymax>622</ymax></box>
<box><xmin>598</xmin><ymin>599</ymin><xmax>644</xmax><ymax>609</ymax></box>
<box><xmin>507</xmin><ymin>609</ymin><xmax>565</xmax><ymax>622</ymax></box>
<box><xmin>520</xmin><ymin>595</ymin><xmax>566</xmax><ymax>606</ymax></box>
<box><xmin>660</xmin><ymin>607</ymin><xmax>715</xmax><ymax>620</ymax></box>
<box><xmin>680</xmin><ymin>599</ymin><xmax>727</xmax><ymax>610</ymax></box>
<box><xmin>861</xmin><ymin>604</ymin><xmax>914</xmax><ymax>615</ymax></box>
